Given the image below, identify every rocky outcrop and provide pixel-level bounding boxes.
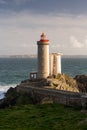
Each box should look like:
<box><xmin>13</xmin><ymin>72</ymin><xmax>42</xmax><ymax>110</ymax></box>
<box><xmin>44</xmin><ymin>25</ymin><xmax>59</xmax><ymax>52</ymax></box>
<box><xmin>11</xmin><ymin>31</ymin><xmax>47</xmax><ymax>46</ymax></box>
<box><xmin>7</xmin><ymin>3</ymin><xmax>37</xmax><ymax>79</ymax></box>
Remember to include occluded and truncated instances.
<box><xmin>17</xmin><ymin>74</ymin><xmax>87</xmax><ymax>93</ymax></box>
<box><xmin>74</xmin><ymin>75</ymin><xmax>87</xmax><ymax>92</ymax></box>
<box><xmin>1</xmin><ymin>74</ymin><xmax>87</xmax><ymax>108</ymax></box>
<box><xmin>19</xmin><ymin>74</ymin><xmax>79</xmax><ymax>92</ymax></box>
<box><xmin>0</xmin><ymin>87</ymin><xmax>35</xmax><ymax>108</ymax></box>
<box><xmin>47</xmin><ymin>74</ymin><xmax>79</xmax><ymax>92</ymax></box>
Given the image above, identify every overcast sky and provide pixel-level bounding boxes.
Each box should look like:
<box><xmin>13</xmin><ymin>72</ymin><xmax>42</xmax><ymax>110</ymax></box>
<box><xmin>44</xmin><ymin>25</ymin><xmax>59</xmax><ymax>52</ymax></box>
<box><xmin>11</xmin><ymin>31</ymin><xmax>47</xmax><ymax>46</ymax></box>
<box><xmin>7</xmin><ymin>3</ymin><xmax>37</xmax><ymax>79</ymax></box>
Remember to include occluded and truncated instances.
<box><xmin>0</xmin><ymin>0</ymin><xmax>87</xmax><ymax>55</ymax></box>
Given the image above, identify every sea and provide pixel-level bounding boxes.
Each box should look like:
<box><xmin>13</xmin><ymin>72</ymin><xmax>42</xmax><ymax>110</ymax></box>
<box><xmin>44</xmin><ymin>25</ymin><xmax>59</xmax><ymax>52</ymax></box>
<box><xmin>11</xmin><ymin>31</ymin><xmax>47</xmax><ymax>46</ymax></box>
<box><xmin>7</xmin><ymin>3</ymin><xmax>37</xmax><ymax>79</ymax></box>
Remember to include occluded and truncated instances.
<box><xmin>0</xmin><ymin>57</ymin><xmax>87</xmax><ymax>99</ymax></box>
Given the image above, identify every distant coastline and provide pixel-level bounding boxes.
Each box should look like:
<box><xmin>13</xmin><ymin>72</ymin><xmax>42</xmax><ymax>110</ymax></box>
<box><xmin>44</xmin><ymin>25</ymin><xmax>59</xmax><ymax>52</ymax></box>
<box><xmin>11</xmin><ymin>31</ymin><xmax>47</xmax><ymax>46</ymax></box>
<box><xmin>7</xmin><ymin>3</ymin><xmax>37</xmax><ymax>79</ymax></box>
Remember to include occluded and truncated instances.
<box><xmin>0</xmin><ymin>55</ymin><xmax>87</xmax><ymax>58</ymax></box>
<box><xmin>62</xmin><ymin>55</ymin><xmax>87</xmax><ymax>58</ymax></box>
<box><xmin>0</xmin><ymin>55</ymin><xmax>37</xmax><ymax>58</ymax></box>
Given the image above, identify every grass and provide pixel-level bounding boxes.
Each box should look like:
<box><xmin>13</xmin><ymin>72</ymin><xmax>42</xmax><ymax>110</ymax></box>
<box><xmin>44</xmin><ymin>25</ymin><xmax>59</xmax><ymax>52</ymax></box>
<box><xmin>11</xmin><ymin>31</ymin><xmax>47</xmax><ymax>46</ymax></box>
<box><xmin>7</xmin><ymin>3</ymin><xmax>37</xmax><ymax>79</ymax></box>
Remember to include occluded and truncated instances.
<box><xmin>0</xmin><ymin>103</ymin><xmax>87</xmax><ymax>130</ymax></box>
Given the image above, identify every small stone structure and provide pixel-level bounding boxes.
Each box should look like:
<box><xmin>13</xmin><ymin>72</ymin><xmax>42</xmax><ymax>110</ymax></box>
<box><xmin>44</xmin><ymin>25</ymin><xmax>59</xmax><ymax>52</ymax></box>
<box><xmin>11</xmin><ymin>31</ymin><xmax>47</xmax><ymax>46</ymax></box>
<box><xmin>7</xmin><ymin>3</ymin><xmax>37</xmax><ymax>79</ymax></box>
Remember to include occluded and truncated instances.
<box><xmin>50</xmin><ymin>53</ymin><xmax>61</xmax><ymax>76</ymax></box>
<box><xmin>17</xmin><ymin>85</ymin><xmax>87</xmax><ymax>109</ymax></box>
<box><xmin>30</xmin><ymin>72</ymin><xmax>37</xmax><ymax>79</ymax></box>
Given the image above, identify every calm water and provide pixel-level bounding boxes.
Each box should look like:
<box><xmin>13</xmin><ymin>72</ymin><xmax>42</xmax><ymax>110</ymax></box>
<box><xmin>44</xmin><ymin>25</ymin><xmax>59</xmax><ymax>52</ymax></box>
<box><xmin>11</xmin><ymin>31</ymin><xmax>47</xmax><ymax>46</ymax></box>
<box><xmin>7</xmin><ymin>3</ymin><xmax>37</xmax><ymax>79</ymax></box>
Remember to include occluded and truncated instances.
<box><xmin>0</xmin><ymin>57</ymin><xmax>87</xmax><ymax>98</ymax></box>
<box><xmin>62</xmin><ymin>58</ymin><xmax>87</xmax><ymax>76</ymax></box>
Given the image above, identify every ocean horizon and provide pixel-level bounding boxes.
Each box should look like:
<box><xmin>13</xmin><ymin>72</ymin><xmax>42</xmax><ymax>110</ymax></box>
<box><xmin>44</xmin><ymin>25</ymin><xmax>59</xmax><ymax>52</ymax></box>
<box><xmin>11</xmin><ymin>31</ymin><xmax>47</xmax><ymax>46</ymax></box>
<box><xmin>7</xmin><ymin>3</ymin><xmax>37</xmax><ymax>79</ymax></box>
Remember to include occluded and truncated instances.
<box><xmin>0</xmin><ymin>54</ymin><xmax>87</xmax><ymax>58</ymax></box>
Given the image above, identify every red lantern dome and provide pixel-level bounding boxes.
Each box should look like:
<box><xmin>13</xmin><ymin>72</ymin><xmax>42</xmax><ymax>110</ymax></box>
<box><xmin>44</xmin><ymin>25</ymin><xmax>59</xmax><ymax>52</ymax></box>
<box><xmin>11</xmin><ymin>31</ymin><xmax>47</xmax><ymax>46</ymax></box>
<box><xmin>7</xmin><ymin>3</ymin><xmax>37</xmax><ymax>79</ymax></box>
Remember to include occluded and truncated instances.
<box><xmin>40</xmin><ymin>33</ymin><xmax>49</xmax><ymax>42</ymax></box>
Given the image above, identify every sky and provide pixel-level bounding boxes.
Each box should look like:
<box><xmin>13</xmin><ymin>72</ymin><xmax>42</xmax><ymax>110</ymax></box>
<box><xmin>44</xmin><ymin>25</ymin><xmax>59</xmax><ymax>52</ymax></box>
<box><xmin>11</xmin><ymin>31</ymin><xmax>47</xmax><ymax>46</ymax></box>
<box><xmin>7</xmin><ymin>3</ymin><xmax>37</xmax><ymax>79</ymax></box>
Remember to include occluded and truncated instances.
<box><xmin>1</xmin><ymin>0</ymin><xmax>87</xmax><ymax>55</ymax></box>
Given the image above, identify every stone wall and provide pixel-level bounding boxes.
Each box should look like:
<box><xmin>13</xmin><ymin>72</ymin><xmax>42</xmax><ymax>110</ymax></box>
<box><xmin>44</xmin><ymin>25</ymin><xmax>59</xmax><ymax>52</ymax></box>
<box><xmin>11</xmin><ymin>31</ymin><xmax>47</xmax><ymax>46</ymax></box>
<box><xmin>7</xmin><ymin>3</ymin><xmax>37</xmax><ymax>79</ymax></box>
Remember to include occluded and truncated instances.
<box><xmin>16</xmin><ymin>86</ymin><xmax>87</xmax><ymax>108</ymax></box>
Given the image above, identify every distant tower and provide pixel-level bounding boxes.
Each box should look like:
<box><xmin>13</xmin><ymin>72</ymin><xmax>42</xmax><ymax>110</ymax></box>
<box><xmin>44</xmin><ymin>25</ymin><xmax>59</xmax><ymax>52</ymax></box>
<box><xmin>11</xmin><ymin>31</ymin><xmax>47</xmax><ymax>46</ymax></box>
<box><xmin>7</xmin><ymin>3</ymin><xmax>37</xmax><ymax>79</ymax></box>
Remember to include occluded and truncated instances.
<box><xmin>50</xmin><ymin>53</ymin><xmax>61</xmax><ymax>76</ymax></box>
<box><xmin>37</xmin><ymin>33</ymin><xmax>50</xmax><ymax>79</ymax></box>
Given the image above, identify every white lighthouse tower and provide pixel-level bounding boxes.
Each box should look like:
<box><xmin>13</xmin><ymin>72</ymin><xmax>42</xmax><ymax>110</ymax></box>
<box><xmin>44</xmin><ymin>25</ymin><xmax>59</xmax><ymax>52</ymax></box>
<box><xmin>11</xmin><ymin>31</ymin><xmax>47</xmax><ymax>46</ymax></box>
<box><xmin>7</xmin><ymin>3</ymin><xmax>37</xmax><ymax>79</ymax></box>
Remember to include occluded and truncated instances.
<box><xmin>37</xmin><ymin>33</ymin><xmax>50</xmax><ymax>79</ymax></box>
<box><xmin>30</xmin><ymin>33</ymin><xmax>62</xmax><ymax>80</ymax></box>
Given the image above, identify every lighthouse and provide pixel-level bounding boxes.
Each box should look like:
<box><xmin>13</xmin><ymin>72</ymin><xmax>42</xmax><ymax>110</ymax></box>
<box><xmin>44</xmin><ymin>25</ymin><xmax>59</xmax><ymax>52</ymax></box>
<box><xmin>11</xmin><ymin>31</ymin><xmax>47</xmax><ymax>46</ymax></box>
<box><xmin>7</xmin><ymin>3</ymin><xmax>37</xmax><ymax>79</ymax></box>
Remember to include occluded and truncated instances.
<box><xmin>37</xmin><ymin>33</ymin><xmax>50</xmax><ymax>79</ymax></box>
<box><xmin>30</xmin><ymin>33</ymin><xmax>62</xmax><ymax>80</ymax></box>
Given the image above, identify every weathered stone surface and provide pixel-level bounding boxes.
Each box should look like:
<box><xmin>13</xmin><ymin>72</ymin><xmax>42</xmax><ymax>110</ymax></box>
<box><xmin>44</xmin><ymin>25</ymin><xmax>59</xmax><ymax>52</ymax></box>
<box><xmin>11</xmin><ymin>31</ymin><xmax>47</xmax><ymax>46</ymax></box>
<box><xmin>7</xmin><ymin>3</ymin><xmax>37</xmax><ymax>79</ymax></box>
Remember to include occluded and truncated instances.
<box><xmin>48</xmin><ymin>74</ymin><xmax>79</xmax><ymax>92</ymax></box>
<box><xmin>74</xmin><ymin>75</ymin><xmax>87</xmax><ymax>92</ymax></box>
<box><xmin>17</xmin><ymin>85</ymin><xmax>82</xmax><ymax>108</ymax></box>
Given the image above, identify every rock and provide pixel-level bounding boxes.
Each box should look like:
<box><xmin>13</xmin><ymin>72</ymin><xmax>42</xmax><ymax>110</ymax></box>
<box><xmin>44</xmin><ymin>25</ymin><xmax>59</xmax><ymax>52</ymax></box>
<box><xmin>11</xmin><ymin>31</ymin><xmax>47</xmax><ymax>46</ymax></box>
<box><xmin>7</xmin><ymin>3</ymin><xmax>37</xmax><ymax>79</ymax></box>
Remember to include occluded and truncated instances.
<box><xmin>49</xmin><ymin>74</ymin><xmax>79</xmax><ymax>92</ymax></box>
<box><xmin>74</xmin><ymin>75</ymin><xmax>87</xmax><ymax>92</ymax></box>
<box><xmin>41</xmin><ymin>97</ymin><xmax>53</xmax><ymax>104</ymax></box>
<box><xmin>74</xmin><ymin>75</ymin><xmax>87</xmax><ymax>84</ymax></box>
<box><xmin>0</xmin><ymin>86</ymin><xmax>35</xmax><ymax>108</ymax></box>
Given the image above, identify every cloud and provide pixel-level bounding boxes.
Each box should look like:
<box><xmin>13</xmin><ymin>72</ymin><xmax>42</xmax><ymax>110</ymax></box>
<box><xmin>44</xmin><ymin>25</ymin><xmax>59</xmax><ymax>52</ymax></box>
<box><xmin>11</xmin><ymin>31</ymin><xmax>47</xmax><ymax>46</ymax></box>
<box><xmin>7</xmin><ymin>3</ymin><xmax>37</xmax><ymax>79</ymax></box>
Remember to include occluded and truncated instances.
<box><xmin>13</xmin><ymin>0</ymin><xmax>30</xmax><ymax>5</ymax></box>
<box><xmin>0</xmin><ymin>0</ymin><xmax>35</xmax><ymax>5</ymax></box>
<box><xmin>0</xmin><ymin>0</ymin><xmax>7</xmax><ymax>4</ymax></box>
<box><xmin>0</xmin><ymin>0</ymin><xmax>87</xmax><ymax>16</ymax></box>
<box><xmin>0</xmin><ymin>11</ymin><xmax>87</xmax><ymax>55</ymax></box>
<box><xmin>70</xmin><ymin>36</ymin><xmax>84</xmax><ymax>48</ymax></box>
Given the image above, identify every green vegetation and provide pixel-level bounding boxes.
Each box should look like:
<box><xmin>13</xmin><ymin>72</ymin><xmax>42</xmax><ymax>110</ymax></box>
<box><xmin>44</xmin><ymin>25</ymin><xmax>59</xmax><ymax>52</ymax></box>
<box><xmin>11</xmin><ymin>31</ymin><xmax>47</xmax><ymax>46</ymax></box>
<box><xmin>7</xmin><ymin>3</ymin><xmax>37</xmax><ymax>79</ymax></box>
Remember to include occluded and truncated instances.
<box><xmin>0</xmin><ymin>103</ymin><xmax>87</xmax><ymax>130</ymax></box>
